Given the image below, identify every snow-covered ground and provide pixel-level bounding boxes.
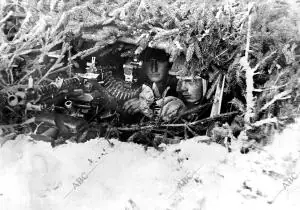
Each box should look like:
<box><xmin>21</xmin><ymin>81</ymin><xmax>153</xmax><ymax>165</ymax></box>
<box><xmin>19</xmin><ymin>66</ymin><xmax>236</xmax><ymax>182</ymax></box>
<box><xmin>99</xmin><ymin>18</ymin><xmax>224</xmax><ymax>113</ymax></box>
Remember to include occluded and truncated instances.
<box><xmin>0</xmin><ymin>119</ymin><xmax>300</xmax><ymax>210</ymax></box>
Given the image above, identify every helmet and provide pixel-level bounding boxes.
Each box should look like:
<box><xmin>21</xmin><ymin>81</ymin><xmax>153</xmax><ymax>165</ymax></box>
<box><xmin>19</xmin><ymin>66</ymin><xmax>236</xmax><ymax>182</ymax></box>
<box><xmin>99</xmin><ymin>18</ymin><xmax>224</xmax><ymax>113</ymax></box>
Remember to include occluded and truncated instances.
<box><xmin>141</xmin><ymin>47</ymin><xmax>170</xmax><ymax>62</ymax></box>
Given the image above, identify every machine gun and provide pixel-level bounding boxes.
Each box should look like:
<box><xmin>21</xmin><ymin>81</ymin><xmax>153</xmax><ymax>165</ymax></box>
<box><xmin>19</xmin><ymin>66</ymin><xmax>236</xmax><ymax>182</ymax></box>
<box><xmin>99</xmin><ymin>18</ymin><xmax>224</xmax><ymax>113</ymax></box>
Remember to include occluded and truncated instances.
<box><xmin>6</xmin><ymin>76</ymin><xmax>84</xmax><ymax>111</ymax></box>
<box><xmin>5</xmin><ymin>56</ymin><xmax>144</xmax><ymax>121</ymax></box>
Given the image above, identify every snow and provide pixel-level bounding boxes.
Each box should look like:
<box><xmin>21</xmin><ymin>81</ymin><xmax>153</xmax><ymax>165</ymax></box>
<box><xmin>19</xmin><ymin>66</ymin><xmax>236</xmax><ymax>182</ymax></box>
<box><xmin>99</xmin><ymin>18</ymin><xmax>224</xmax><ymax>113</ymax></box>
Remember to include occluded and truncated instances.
<box><xmin>0</xmin><ymin>119</ymin><xmax>300</xmax><ymax>210</ymax></box>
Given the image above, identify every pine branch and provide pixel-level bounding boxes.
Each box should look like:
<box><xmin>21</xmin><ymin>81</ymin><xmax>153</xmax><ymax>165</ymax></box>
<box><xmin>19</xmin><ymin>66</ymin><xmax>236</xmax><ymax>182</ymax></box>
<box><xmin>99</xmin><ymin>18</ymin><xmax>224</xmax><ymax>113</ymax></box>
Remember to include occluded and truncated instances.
<box><xmin>229</xmin><ymin>97</ymin><xmax>246</xmax><ymax>112</ymax></box>
<box><xmin>260</xmin><ymin>90</ymin><xmax>292</xmax><ymax>112</ymax></box>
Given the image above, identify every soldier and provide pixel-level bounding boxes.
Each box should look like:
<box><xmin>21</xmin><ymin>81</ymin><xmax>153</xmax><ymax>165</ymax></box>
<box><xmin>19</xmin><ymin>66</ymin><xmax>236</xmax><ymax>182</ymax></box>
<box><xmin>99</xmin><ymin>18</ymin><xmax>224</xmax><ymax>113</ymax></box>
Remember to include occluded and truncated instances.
<box><xmin>123</xmin><ymin>48</ymin><xmax>185</xmax><ymax>120</ymax></box>
<box><xmin>176</xmin><ymin>74</ymin><xmax>208</xmax><ymax>109</ymax></box>
<box><xmin>174</xmin><ymin>71</ymin><xmax>209</xmax><ymax>121</ymax></box>
<box><xmin>138</xmin><ymin>47</ymin><xmax>178</xmax><ymax>98</ymax></box>
<box><xmin>123</xmin><ymin>47</ymin><xmax>211</xmax><ymax>122</ymax></box>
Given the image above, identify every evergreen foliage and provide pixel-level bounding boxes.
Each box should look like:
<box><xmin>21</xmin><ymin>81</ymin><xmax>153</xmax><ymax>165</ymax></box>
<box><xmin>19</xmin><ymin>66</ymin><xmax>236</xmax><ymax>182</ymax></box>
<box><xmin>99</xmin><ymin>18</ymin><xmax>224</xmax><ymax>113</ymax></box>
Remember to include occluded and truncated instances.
<box><xmin>0</xmin><ymin>0</ymin><xmax>299</xmax><ymax>142</ymax></box>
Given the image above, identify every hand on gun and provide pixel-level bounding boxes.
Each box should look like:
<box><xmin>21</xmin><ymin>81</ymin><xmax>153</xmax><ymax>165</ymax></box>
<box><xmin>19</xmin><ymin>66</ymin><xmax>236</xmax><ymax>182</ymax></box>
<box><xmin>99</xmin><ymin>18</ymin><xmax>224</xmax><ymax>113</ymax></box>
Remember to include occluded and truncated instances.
<box><xmin>123</xmin><ymin>84</ymin><xmax>155</xmax><ymax>118</ymax></box>
<box><xmin>123</xmin><ymin>98</ymin><xmax>142</xmax><ymax>115</ymax></box>
<box><xmin>155</xmin><ymin>96</ymin><xmax>186</xmax><ymax>122</ymax></box>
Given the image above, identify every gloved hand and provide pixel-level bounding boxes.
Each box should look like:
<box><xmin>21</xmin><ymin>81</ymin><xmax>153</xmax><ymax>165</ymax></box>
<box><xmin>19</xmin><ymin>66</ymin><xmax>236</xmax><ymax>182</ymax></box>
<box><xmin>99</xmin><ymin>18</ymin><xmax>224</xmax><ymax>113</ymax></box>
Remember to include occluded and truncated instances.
<box><xmin>123</xmin><ymin>85</ymin><xmax>154</xmax><ymax>118</ymax></box>
<box><xmin>123</xmin><ymin>98</ymin><xmax>154</xmax><ymax>118</ymax></box>
<box><xmin>156</xmin><ymin>96</ymin><xmax>186</xmax><ymax>122</ymax></box>
<box><xmin>123</xmin><ymin>98</ymin><xmax>141</xmax><ymax>115</ymax></box>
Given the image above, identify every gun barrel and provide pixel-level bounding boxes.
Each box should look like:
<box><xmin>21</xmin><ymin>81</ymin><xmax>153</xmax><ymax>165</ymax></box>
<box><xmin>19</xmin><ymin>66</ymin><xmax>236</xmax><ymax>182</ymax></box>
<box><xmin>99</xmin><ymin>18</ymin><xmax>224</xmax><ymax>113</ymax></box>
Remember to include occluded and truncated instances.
<box><xmin>65</xmin><ymin>100</ymin><xmax>73</xmax><ymax>109</ymax></box>
<box><xmin>8</xmin><ymin>95</ymin><xmax>21</xmax><ymax>106</ymax></box>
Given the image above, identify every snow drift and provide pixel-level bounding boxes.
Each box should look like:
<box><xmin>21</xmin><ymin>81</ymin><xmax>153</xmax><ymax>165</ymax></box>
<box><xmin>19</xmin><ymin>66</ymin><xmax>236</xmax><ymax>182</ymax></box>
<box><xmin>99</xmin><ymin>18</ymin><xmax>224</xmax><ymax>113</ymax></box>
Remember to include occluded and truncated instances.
<box><xmin>0</xmin><ymin>119</ymin><xmax>300</xmax><ymax>210</ymax></box>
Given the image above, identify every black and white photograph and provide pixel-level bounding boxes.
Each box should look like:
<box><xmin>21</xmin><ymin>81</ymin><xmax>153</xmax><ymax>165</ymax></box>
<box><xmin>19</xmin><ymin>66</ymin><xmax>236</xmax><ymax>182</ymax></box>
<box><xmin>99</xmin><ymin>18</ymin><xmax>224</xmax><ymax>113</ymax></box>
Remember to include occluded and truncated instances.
<box><xmin>0</xmin><ymin>0</ymin><xmax>299</xmax><ymax>209</ymax></box>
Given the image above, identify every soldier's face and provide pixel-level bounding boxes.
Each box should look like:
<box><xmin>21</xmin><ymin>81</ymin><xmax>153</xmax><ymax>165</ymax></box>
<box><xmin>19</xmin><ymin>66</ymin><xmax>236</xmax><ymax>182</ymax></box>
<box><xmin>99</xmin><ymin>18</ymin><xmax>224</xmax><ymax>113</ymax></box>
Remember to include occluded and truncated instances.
<box><xmin>177</xmin><ymin>78</ymin><xmax>203</xmax><ymax>103</ymax></box>
<box><xmin>144</xmin><ymin>59</ymin><xmax>169</xmax><ymax>83</ymax></box>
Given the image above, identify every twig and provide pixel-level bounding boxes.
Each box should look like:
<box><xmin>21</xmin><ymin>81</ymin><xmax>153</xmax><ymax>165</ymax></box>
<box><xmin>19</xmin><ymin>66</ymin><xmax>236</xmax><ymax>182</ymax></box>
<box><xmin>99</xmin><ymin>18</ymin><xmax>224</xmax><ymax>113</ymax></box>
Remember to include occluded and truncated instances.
<box><xmin>253</xmin><ymin>51</ymin><xmax>278</xmax><ymax>74</ymax></box>
<box><xmin>252</xmin><ymin>117</ymin><xmax>278</xmax><ymax>127</ymax></box>
<box><xmin>0</xmin><ymin>11</ymin><xmax>13</xmax><ymax>25</ymax></box>
<box><xmin>37</xmin><ymin>62</ymin><xmax>65</xmax><ymax>84</ymax></box>
<box><xmin>182</xmin><ymin>119</ymin><xmax>198</xmax><ymax>137</ymax></box>
<box><xmin>18</xmin><ymin>66</ymin><xmax>40</xmax><ymax>84</ymax></box>
<box><xmin>177</xmin><ymin>102</ymin><xmax>212</xmax><ymax>119</ymax></box>
<box><xmin>117</xmin><ymin>125</ymin><xmax>154</xmax><ymax>131</ymax></box>
<box><xmin>162</xmin><ymin>111</ymin><xmax>239</xmax><ymax>127</ymax></box>
<box><xmin>184</xmin><ymin>126</ymin><xmax>188</xmax><ymax>139</ymax></box>
<box><xmin>49</xmin><ymin>64</ymin><xmax>73</xmax><ymax>75</ymax></box>
<box><xmin>37</xmin><ymin>43</ymin><xmax>70</xmax><ymax>84</ymax></box>
<box><xmin>260</xmin><ymin>90</ymin><xmax>292</xmax><ymax>111</ymax></box>
<box><xmin>243</xmin><ymin>2</ymin><xmax>255</xmax><ymax>127</ymax></box>
<box><xmin>117</xmin><ymin>112</ymin><xmax>239</xmax><ymax>131</ymax></box>
<box><xmin>6</xmin><ymin>54</ymin><xmax>16</xmax><ymax>84</ymax></box>
<box><xmin>80</xmin><ymin>43</ymin><xmax>106</xmax><ymax>59</ymax></box>
<box><xmin>253</xmin><ymin>84</ymin><xmax>288</xmax><ymax>92</ymax></box>
<box><xmin>244</xmin><ymin>3</ymin><xmax>253</xmax><ymax>62</ymax></box>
